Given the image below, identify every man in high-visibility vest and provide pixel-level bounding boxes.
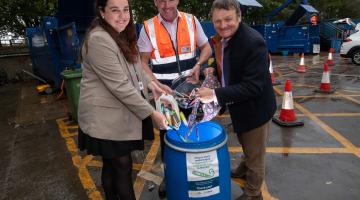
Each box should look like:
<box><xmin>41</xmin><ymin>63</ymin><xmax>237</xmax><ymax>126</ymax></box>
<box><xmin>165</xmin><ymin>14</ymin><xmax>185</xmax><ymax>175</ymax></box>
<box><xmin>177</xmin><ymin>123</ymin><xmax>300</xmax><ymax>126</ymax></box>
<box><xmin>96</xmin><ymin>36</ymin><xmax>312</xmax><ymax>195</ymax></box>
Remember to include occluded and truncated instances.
<box><xmin>137</xmin><ymin>0</ymin><xmax>212</xmax><ymax>198</ymax></box>
<box><xmin>138</xmin><ymin>0</ymin><xmax>212</xmax><ymax>92</ymax></box>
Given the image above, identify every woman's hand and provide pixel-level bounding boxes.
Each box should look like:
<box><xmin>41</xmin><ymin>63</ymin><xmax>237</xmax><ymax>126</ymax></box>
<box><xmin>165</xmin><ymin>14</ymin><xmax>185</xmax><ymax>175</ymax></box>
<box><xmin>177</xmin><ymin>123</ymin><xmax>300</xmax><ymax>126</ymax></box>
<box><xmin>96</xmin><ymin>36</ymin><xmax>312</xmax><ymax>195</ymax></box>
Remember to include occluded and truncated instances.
<box><xmin>151</xmin><ymin>111</ymin><xmax>168</xmax><ymax>130</ymax></box>
<box><xmin>148</xmin><ymin>81</ymin><xmax>165</xmax><ymax>100</ymax></box>
<box><xmin>158</xmin><ymin>83</ymin><xmax>172</xmax><ymax>94</ymax></box>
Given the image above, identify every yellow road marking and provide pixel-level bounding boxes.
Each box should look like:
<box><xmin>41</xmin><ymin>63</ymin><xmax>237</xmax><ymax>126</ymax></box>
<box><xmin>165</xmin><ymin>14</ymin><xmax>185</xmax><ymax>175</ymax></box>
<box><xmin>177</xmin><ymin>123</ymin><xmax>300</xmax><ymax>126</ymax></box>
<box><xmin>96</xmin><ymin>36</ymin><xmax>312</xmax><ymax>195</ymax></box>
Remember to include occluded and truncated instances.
<box><xmin>219</xmin><ymin>113</ymin><xmax>360</xmax><ymax>118</ymax></box>
<box><xmin>306</xmin><ymin>71</ymin><xmax>360</xmax><ymax>78</ymax></box>
<box><xmin>232</xmin><ymin>178</ymin><xmax>245</xmax><ymax>188</ymax></box>
<box><xmin>262</xmin><ymin>181</ymin><xmax>279</xmax><ymax>200</ymax></box>
<box><xmin>293</xmin><ymin>94</ymin><xmax>360</xmax><ymax>99</ymax></box>
<box><xmin>232</xmin><ymin>178</ymin><xmax>278</xmax><ymax>200</ymax></box>
<box><xmin>276</xmin><ymin>64</ymin><xmax>360</xmax><ymax>78</ymax></box>
<box><xmin>296</xmin><ymin>113</ymin><xmax>360</xmax><ymax>117</ymax></box>
<box><xmin>229</xmin><ymin>147</ymin><xmax>352</xmax><ymax>154</ymax></box>
<box><xmin>87</xmin><ymin>160</ymin><xmax>103</xmax><ymax>168</ymax></box>
<box><xmin>56</xmin><ymin>87</ymin><xmax>360</xmax><ymax>200</ymax></box>
<box><xmin>273</xmin><ymin>69</ymin><xmax>283</xmax><ymax>77</ymax></box>
<box><xmin>86</xmin><ymin>160</ymin><xmax>143</xmax><ymax>172</ymax></box>
<box><xmin>137</xmin><ymin>170</ymin><xmax>163</xmax><ymax>186</ymax></box>
<box><xmin>342</xmin><ymin>89</ymin><xmax>360</xmax><ymax>94</ymax></box>
<box><xmin>133</xmin><ymin>163</ymin><xmax>143</xmax><ymax>171</ymax></box>
<box><xmin>274</xmin><ymin>87</ymin><xmax>360</xmax><ymax>158</ymax></box>
<box><xmin>133</xmin><ymin>129</ymin><xmax>161</xmax><ymax>200</ymax></box>
<box><xmin>295</xmin><ymin>105</ymin><xmax>360</xmax><ymax>158</ymax></box>
<box><xmin>336</xmin><ymin>91</ymin><xmax>360</xmax><ymax>105</ymax></box>
<box><xmin>65</xmin><ymin>138</ymin><xmax>78</xmax><ymax>153</ymax></box>
<box><xmin>291</xmin><ymin>84</ymin><xmax>317</xmax><ymax>88</ymax></box>
<box><xmin>56</xmin><ymin>119</ymin><xmax>103</xmax><ymax>200</ymax></box>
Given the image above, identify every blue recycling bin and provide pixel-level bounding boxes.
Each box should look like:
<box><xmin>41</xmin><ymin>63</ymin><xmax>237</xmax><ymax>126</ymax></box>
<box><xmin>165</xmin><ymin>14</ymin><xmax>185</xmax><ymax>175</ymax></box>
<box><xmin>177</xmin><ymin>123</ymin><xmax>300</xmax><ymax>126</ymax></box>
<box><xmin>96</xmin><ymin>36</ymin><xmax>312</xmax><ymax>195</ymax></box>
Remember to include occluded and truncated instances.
<box><xmin>164</xmin><ymin>121</ymin><xmax>231</xmax><ymax>200</ymax></box>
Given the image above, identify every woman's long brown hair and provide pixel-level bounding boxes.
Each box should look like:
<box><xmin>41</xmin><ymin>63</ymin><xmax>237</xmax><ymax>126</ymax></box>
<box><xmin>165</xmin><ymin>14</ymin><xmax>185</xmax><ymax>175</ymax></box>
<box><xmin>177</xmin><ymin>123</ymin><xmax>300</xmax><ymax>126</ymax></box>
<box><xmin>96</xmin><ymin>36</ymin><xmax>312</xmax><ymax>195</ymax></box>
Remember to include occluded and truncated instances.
<box><xmin>80</xmin><ymin>0</ymin><xmax>138</xmax><ymax>63</ymax></box>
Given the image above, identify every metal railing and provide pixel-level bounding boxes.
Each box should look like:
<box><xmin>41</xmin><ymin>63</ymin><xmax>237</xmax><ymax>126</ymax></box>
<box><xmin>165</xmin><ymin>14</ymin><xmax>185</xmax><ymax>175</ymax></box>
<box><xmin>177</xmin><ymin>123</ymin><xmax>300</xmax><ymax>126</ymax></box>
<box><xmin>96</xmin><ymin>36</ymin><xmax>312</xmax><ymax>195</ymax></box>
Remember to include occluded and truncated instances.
<box><xmin>321</xmin><ymin>21</ymin><xmax>346</xmax><ymax>40</ymax></box>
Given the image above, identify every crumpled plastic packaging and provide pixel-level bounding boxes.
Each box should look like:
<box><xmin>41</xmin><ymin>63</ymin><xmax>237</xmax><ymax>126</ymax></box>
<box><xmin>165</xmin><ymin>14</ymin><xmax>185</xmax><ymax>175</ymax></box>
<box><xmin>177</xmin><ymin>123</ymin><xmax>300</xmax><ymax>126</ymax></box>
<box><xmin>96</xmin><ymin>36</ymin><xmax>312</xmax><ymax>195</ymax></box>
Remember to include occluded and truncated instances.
<box><xmin>187</xmin><ymin>74</ymin><xmax>221</xmax><ymax>129</ymax></box>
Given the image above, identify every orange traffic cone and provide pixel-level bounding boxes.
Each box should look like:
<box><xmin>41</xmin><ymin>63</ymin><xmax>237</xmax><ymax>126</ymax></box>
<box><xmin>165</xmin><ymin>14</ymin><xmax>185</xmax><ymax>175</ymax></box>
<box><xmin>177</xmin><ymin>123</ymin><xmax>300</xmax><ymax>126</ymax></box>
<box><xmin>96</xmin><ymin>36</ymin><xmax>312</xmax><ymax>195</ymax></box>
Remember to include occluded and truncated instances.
<box><xmin>269</xmin><ymin>54</ymin><xmax>281</xmax><ymax>85</ymax></box>
<box><xmin>273</xmin><ymin>79</ymin><xmax>304</xmax><ymax>127</ymax></box>
<box><xmin>326</xmin><ymin>48</ymin><xmax>334</xmax><ymax>66</ymax></box>
<box><xmin>314</xmin><ymin>63</ymin><xmax>336</xmax><ymax>94</ymax></box>
<box><xmin>296</xmin><ymin>53</ymin><xmax>306</xmax><ymax>73</ymax></box>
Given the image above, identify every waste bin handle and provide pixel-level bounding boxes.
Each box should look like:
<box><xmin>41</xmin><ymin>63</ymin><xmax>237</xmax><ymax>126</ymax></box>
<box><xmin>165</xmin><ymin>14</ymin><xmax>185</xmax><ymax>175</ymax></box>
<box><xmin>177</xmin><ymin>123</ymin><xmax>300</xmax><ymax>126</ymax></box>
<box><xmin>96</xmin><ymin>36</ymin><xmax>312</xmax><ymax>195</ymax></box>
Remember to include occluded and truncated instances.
<box><xmin>164</xmin><ymin>133</ymin><xmax>228</xmax><ymax>153</ymax></box>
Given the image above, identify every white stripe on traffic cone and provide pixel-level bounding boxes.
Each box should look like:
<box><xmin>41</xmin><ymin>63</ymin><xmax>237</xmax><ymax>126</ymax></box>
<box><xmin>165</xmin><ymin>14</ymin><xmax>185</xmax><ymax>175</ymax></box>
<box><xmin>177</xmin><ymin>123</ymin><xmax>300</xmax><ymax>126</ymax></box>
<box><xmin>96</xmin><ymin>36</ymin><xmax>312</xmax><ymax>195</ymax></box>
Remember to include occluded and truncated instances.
<box><xmin>297</xmin><ymin>53</ymin><xmax>306</xmax><ymax>73</ymax></box>
<box><xmin>272</xmin><ymin>79</ymin><xmax>304</xmax><ymax>127</ymax></box>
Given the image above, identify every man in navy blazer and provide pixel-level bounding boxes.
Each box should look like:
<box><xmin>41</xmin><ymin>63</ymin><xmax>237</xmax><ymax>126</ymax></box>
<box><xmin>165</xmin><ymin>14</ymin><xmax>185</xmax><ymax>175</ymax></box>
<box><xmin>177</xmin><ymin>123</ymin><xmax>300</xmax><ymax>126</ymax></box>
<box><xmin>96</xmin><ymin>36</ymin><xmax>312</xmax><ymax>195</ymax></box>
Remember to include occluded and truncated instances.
<box><xmin>197</xmin><ymin>0</ymin><xmax>276</xmax><ymax>199</ymax></box>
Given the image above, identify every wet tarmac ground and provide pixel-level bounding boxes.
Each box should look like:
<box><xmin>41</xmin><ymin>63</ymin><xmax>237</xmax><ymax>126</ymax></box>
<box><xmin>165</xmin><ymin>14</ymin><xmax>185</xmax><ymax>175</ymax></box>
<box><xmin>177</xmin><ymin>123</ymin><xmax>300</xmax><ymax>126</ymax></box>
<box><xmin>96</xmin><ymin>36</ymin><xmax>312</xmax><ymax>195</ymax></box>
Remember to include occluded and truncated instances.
<box><xmin>0</xmin><ymin>52</ymin><xmax>359</xmax><ymax>200</ymax></box>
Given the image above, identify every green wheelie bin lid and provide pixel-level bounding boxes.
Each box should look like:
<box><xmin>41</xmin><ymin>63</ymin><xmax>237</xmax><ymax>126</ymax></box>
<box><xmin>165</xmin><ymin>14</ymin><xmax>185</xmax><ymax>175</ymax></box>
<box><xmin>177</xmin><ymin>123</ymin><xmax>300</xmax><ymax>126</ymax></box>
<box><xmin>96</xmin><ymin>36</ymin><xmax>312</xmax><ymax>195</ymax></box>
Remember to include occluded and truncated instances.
<box><xmin>61</xmin><ymin>69</ymin><xmax>82</xmax><ymax>79</ymax></box>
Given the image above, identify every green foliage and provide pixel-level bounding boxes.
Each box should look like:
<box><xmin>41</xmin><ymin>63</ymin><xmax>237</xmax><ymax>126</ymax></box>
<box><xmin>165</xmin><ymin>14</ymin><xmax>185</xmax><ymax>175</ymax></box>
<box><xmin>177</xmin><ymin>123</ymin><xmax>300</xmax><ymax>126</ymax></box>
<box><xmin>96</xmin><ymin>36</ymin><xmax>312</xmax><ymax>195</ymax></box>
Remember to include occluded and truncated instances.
<box><xmin>1</xmin><ymin>0</ymin><xmax>360</xmax><ymax>36</ymax></box>
<box><xmin>310</xmin><ymin>0</ymin><xmax>360</xmax><ymax>20</ymax></box>
<box><xmin>242</xmin><ymin>0</ymin><xmax>360</xmax><ymax>24</ymax></box>
<box><xmin>177</xmin><ymin>0</ymin><xmax>213</xmax><ymax>20</ymax></box>
<box><xmin>130</xmin><ymin>0</ymin><xmax>157</xmax><ymax>23</ymax></box>
<box><xmin>130</xmin><ymin>0</ymin><xmax>359</xmax><ymax>24</ymax></box>
<box><xmin>0</xmin><ymin>0</ymin><xmax>57</xmax><ymax>36</ymax></box>
<box><xmin>130</xmin><ymin>0</ymin><xmax>213</xmax><ymax>22</ymax></box>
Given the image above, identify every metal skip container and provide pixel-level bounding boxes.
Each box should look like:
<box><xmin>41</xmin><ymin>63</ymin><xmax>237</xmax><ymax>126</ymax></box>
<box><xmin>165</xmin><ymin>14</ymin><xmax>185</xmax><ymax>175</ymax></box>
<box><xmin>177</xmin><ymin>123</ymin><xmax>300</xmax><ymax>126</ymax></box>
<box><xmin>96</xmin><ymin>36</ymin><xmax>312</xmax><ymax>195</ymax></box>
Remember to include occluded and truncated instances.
<box><xmin>164</xmin><ymin>121</ymin><xmax>231</xmax><ymax>200</ymax></box>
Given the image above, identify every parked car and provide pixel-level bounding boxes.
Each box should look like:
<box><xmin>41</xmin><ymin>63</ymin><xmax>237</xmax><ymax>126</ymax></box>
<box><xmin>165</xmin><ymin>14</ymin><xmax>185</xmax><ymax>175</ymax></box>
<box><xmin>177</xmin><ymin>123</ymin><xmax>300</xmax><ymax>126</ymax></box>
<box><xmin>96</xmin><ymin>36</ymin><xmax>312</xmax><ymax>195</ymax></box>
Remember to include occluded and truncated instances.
<box><xmin>340</xmin><ymin>29</ymin><xmax>360</xmax><ymax>65</ymax></box>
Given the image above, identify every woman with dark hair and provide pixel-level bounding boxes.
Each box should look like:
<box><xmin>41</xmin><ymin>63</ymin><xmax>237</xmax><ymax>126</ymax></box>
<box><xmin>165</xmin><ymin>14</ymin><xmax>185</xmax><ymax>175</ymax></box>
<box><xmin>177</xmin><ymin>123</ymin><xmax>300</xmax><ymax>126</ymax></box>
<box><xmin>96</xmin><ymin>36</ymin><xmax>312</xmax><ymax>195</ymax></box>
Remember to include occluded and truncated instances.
<box><xmin>77</xmin><ymin>0</ymin><xmax>168</xmax><ymax>199</ymax></box>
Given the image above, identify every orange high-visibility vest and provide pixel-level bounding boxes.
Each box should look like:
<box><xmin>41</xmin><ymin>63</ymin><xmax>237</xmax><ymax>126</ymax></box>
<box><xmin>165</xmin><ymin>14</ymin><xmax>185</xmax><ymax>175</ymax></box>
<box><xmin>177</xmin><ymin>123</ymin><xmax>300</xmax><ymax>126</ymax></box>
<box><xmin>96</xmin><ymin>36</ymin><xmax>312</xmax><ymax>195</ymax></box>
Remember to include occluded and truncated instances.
<box><xmin>144</xmin><ymin>12</ymin><xmax>197</xmax><ymax>66</ymax></box>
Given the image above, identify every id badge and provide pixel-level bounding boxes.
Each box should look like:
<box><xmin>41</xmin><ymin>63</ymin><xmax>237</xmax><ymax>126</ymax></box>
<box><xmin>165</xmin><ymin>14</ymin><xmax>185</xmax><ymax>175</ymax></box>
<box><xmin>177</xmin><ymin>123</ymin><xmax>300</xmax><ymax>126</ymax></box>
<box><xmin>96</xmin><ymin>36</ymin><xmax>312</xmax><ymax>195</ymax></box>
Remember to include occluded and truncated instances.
<box><xmin>138</xmin><ymin>82</ymin><xmax>144</xmax><ymax>90</ymax></box>
<box><xmin>181</xmin><ymin>46</ymin><xmax>191</xmax><ymax>53</ymax></box>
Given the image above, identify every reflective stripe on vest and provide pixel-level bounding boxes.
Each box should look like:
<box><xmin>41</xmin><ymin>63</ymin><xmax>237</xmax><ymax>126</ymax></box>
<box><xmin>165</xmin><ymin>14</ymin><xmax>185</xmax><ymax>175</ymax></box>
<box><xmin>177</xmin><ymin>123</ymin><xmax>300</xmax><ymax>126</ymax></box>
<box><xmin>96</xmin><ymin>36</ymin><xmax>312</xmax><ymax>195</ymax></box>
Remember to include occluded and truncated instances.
<box><xmin>153</xmin><ymin>69</ymin><xmax>192</xmax><ymax>81</ymax></box>
<box><xmin>144</xmin><ymin>12</ymin><xmax>197</xmax><ymax>66</ymax></box>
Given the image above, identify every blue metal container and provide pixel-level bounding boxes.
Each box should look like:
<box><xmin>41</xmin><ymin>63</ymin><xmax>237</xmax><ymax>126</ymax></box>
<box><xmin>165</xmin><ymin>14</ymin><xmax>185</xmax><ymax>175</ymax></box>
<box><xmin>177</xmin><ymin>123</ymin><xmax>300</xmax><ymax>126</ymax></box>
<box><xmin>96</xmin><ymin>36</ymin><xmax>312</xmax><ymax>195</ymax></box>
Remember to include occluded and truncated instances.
<box><xmin>25</xmin><ymin>17</ymin><xmax>64</xmax><ymax>88</ymax></box>
<box><xmin>164</xmin><ymin>121</ymin><xmax>231</xmax><ymax>200</ymax></box>
<box><xmin>331</xmin><ymin>38</ymin><xmax>342</xmax><ymax>53</ymax></box>
<box><xmin>57</xmin><ymin>22</ymin><xmax>81</xmax><ymax>69</ymax></box>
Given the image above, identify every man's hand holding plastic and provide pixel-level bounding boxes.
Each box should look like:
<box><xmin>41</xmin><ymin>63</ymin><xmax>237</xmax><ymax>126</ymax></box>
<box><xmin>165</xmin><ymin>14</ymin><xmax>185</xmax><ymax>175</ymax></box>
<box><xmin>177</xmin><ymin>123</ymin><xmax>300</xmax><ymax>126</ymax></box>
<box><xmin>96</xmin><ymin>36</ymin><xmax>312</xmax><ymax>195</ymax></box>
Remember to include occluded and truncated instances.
<box><xmin>196</xmin><ymin>87</ymin><xmax>216</xmax><ymax>104</ymax></box>
<box><xmin>186</xmin><ymin>63</ymin><xmax>201</xmax><ymax>84</ymax></box>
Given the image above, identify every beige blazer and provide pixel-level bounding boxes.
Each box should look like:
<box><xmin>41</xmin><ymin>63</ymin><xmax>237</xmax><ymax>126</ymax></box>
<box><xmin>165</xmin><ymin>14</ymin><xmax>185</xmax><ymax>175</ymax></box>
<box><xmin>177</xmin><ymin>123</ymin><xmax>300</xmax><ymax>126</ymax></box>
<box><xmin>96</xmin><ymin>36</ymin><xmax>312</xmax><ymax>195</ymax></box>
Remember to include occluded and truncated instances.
<box><xmin>78</xmin><ymin>26</ymin><xmax>155</xmax><ymax>141</ymax></box>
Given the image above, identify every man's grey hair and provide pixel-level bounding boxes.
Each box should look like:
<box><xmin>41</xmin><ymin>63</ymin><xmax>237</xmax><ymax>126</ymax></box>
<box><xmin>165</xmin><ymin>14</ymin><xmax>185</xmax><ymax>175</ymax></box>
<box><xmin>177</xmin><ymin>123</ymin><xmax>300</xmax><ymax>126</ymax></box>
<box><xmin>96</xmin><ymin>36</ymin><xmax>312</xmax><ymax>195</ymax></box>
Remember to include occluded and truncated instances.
<box><xmin>211</xmin><ymin>0</ymin><xmax>241</xmax><ymax>17</ymax></box>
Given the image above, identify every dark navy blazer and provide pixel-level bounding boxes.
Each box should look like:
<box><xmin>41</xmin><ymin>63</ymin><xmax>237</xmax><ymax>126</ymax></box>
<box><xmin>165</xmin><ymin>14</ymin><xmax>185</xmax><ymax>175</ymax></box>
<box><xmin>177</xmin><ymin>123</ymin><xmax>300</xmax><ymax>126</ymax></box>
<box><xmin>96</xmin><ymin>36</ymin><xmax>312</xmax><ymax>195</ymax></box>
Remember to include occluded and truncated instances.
<box><xmin>214</xmin><ymin>22</ymin><xmax>277</xmax><ymax>134</ymax></box>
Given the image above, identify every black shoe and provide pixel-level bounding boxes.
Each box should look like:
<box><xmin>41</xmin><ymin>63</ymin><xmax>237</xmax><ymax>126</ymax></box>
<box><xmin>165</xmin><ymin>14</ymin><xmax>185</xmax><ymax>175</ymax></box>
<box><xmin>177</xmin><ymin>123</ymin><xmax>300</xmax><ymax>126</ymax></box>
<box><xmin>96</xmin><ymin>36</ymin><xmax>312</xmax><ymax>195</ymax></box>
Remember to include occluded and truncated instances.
<box><xmin>236</xmin><ymin>193</ymin><xmax>263</xmax><ymax>200</ymax></box>
<box><xmin>158</xmin><ymin>180</ymin><xmax>166</xmax><ymax>199</ymax></box>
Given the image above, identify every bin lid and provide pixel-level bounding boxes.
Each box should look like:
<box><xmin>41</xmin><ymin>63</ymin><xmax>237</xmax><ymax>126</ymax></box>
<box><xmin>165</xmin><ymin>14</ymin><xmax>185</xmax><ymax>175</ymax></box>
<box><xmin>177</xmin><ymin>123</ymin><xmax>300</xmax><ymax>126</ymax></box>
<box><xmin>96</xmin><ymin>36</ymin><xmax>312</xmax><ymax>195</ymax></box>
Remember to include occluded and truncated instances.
<box><xmin>61</xmin><ymin>69</ymin><xmax>82</xmax><ymax>79</ymax></box>
<box><xmin>166</xmin><ymin>121</ymin><xmax>226</xmax><ymax>150</ymax></box>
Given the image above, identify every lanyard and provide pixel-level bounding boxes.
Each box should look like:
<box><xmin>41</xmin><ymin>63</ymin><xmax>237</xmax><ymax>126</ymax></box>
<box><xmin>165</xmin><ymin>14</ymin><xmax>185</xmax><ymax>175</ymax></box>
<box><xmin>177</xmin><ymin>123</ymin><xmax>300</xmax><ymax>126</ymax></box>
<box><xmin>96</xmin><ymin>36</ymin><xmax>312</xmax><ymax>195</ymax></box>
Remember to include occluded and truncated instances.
<box><xmin>132</xmin><ymin>63</ymin><xmax>144</xmax><ymax>90</ymax></box>
<box><xmin>160</xmin><ymin>20</ymin><xmax>182</xmax><ymax>76</ymax></box>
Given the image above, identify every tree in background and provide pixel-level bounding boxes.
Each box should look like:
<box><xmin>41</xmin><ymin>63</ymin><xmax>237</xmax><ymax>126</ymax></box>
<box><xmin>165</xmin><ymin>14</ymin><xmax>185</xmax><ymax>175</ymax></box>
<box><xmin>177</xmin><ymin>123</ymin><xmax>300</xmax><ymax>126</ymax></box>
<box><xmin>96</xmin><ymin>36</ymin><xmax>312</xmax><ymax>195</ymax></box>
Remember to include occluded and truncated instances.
<box><xmin>0</xmin><ymin>0</ymin><xmax>57</xmax><ymax>36</ymax></box>
<box><xmin>234</xmin><ymin>0</ymin><xmax>360</xmax><ymax>24</ymax></box>
<box><xmin>131</xmin><ymin>0</ymin><xmax>213</xmax><ymax>22</ymax></box>
<box><xmin>310</xmin><ymin>0</ymin><xmax>360</xmax><ymax>21</ymax></box>
<box><xmin>130</xmin><ymin>0</ymin><xmax>359</xmax><ymax>24</ymax></box>
<box><xmin>1</xmin><ymin>0</ymin><xmax>359</xmax><ymax>37</ymax></box>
